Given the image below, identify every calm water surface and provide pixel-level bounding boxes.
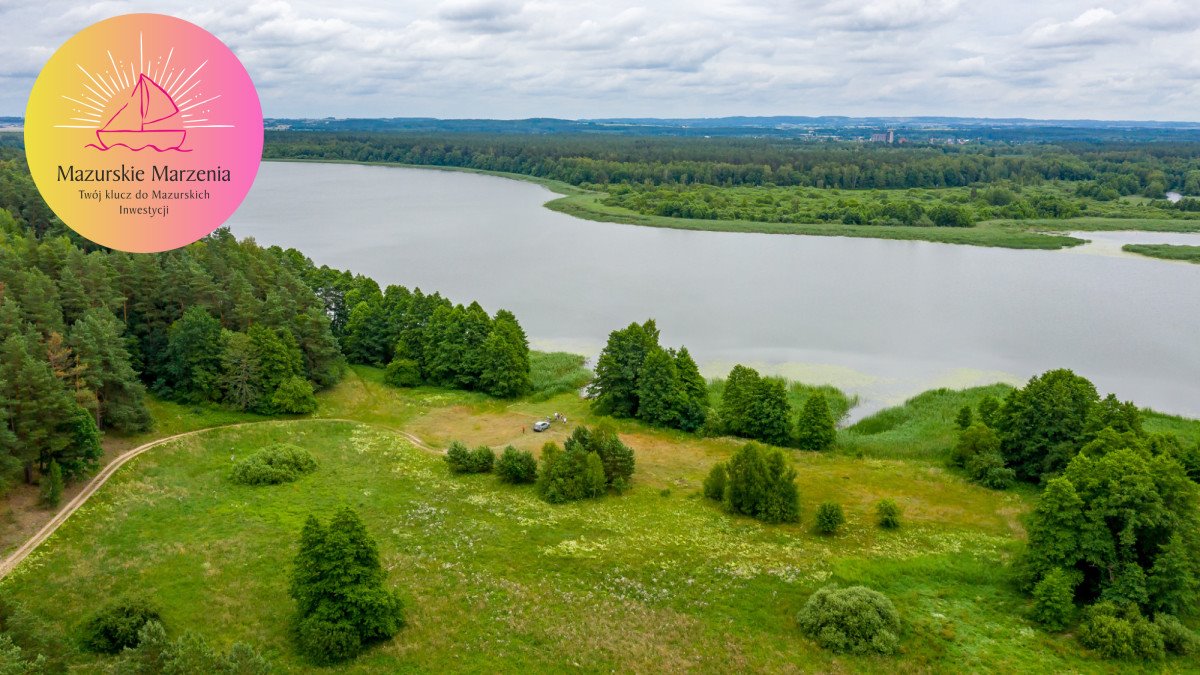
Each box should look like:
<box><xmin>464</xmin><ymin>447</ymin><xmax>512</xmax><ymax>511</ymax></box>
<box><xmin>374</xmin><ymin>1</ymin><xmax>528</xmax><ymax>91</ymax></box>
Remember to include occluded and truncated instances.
<box><xmin>227</xmin><ymin>163</ymin><xmax>1200</xmax><ymax>419</ymax></box>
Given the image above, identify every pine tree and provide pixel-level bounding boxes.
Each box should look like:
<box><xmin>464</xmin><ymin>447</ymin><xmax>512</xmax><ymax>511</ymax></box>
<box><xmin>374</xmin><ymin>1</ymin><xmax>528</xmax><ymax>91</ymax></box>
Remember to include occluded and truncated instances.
<box><xmin>0</xmin><ymin>335</ymin><xmax>77</xmax><ymax>482</ymax></box>
<box><xmin>796</xmin><ymin>392</ymin><xmax>837</xmax><ymax>451</ymax></box>
<box><xmin>290</xmin><ymin>508</ymin><xmax>404</xmax><ymax>664</ymax></box>
<box><xmin>220</xmin><ymin>332</ymin><xmax>263</xmax><ymax>412</ymax></box>
<box><xmin>720</xmin><ymin>365</ymin><xmax>761</xmax><ymax>437</ymax></box>
<box><xmin>673</xmin><ymin>347</ymin><xmax>709</xmax><ymax>432</ymax></box>
<box><xmin>69</xmin><ymin>309</ymin><xmax>152</xmax><ymax>433</ymax></box>
<box><xmin>478</xmin><ymin>329</ymin><xmax>531</xmax><ymax>398</ymax></box>
<box><xmin>744</xmin><ymin>378</ymin><xmax>793</xmax><ymax>447</ymax></box>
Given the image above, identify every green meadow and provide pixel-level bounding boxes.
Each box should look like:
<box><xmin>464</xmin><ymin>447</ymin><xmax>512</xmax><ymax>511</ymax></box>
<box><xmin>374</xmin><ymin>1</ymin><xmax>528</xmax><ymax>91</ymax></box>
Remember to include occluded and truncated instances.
<box><xmin>6</xmin><ymin>366</ymin><xmax>1198</xmax><ymax>672</ymax></box>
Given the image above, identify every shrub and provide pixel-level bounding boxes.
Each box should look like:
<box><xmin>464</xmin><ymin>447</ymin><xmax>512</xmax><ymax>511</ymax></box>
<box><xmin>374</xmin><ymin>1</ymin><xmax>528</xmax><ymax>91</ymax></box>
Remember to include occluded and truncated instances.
<box><xmin>702</xmin><ymin>463</ymin><xmax>727</xmax><ymax>501</ymax></box>
<box><xmin>445</xmin><ymin>442</ymin><xmax>494</xmax><ymax>474</ymax></box>
<box><xmin>111</xmin><ymin>620</ymin><xmax>269</xmax><ymax>673</ymax></box>
<box><xmin>564</xmin><ymin>424</ymin><xmax>634</xmax><ymax>487</ymax></box>
<box><xmin>383</xmin><ymin>358</ymin><xmax>422</xmax><ymax>388</ymax></box>
<box><xmin>537</xmin><ymin>442</ymin><xmax>610</xmax><ymax>504</ymax></box>
<box><xmin>1078</xmin><ymin>602</ymin><xmax>1164</xmax><ymax>660</ymax></box>
<box><xmin>722</xmin><ymin>443</ymin><xmax>800</xmax><ymax>524</ymax></box>
<box><xmin>875</xmin><ymin>499</ymin><xmax>902</xmax><ymax>529</ymax></box>
<box><xmin>271</xmin><ymin>376</ymin><xmax>318</xmax><ymax>414</ymax></box>
<box><xmin>966</xmin><ymin>451</ymin><xmax>1016</xmax><ymax>490</ymax></box>
<box><xmin>1154</xmin><ymin>614</ymin><xmax>1198</xmax><ymax>655</ymax></box>
<box><xmin>815</xmin><ymin>502</ymin><xmax>845</xmax><ymax>535</ymax></box>
<box><xmin>795</xmin><ymin>393</ymin><xmax>837</xmax><ymax>451</ymax></box>
<box><xmin>955</xmin><ymin>405</ymin><xmax>973</xmax><ymax>430</ymax></box>
<box><xmin>797</xmin><ymin>586</ymin><xmax>900</xmax><ymax>655</ymax></box>
<box><xmin>1031</xmin><ymin>568</ymin><xmax>1077</xmax><ymax>631</ymax></box>
<box><xmin>39</xmin><ymin>460</ymin><xmax>63</xmax><ymax>509</ymax></box>
<box><xmin>230</xmin><ymin>444</ymin><xmax>318</xmax><ymax>486</ymax></box>
<box><xmin>495</xmin><ymin>446</ymin><xmax>537</xmax><ymax>484</ymax></box>
<box><xmin>80</xmin><ymin>597</ymin><xmax>161</xmax><ymax>654</ymax></box>
<box><xmin>290</xmin><ymin>508</ymin><xmax>404</xmax><ymax>664</ymax></box>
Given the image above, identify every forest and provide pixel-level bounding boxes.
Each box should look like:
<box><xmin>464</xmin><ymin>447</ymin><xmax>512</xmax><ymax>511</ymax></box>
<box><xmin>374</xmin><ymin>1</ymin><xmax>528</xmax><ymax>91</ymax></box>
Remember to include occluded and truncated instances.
<box><xmin>0</xmin><ymin>142</ymin><xmax>532</xmax><ymax>500</ymax></box>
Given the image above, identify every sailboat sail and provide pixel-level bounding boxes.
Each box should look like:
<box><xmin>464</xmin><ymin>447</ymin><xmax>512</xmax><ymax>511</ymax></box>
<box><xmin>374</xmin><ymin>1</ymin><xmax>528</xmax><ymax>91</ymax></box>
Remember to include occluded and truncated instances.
<box><xmin>95</xmin><ymin>73</ymin><xmax>187</xmax><ymax>151</ymax></box>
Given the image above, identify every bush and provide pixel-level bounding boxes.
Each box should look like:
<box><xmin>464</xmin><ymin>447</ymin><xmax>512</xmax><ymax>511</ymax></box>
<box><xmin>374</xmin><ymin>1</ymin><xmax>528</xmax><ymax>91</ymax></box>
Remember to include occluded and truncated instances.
<box><xmin>536</xmin><ymin>441</ymin><xmax>610</xmax><ymax>504</ymax></box>
<box><xmin>110</xmin><ymin>620</ymin><xmax>269</xmax><ymax>674</ymax></box>
<box><xmin>230</xmin><ymin>444</ymin><xmax>318</xmax><ymax>486</ymax></box>
<box><xmin>564</xmin><ymin>424</ymin><xmax>634</xmax><ymax>487</ymax></box>
<box><xmin>1031</xmin><ymin>568</ymin><xmax>1077</xmax><ymax>631</ymax></box>
<box><xmin>39</xmin><ymin>460</ymin><xmax>63</xmax><ymax>508</ymax></box>
<box><xmin>722</xmin><ymin>443</ymin><xmax>800</xmax><ymax>524</ymax></box>
<box><xmin>797</xmin><ymin>586</ymin><xmax>900</xmax><ymax>655</ymax></box>
<box><xmin>272</xmin><ymin>376</ymin><xmax>318</xmax><ymax>414</ymax></box>
<box><xmin>815</xmin><ymin>502</ymin><xmax>845</xmax><ymax>535</ymax></box>
<box><xmin>966</xmin><ymin>451</ymin><xmax>1016</xmax><ymax>490</ymax></box>
<box><xmin>1154</xmin><ymin>614</ymin><xmax>1199</xmax><ymax>656</ymax></box>
<box><xmin>384</xmin><ymin>358</ymin><xmax>422</xmax><ymax>388</ymax></box>
<box><xmin>875</xmin><ymin>499</ymin><xmax>902</xmax><ymax>529</ymax></box>
<box><xmin>80</xmin><ymin>597</ymin><xmax>161</xmax><ymax>654</ymax></box>
<box><xmin>445</xmin><ymin>442</ymin><xmax>495</xmax><ymax>474</ymax></box>
<box><xmin>1078</xmin><ymin>602</ymin><xmax>1164</xmax><ymax>660</ymax></box>
<box><xmin>495</xmin><ymin>446</ymin><xmax>537</xmax><ymax>484</ymax></box>
<box><xmin>702</xmin><ymin>463</ymin><xmax>727</xmax><ymax>501</ymax></box>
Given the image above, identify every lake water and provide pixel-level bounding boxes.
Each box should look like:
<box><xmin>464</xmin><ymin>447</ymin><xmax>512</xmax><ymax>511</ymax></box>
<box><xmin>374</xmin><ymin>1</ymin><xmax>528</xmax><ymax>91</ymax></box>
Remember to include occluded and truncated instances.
<box><xmin>227</xmin><ymin>163</ymin><xmax>1200</xmax><ymax>420</ymax></box>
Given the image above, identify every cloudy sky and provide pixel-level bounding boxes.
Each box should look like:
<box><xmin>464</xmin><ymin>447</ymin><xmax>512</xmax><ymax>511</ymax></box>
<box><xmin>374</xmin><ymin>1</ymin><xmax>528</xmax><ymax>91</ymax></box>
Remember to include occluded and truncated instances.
<box><xmin>1</xmin><ymin>0</ymin><xmax>1197</xmax><ymax>120</ymax></box>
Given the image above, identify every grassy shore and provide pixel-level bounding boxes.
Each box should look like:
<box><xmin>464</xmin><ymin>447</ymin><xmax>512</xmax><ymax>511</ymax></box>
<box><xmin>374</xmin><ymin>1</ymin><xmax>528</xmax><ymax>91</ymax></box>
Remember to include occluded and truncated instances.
<box><xmin>1122</xmin><ymin>243</ymin><xmax>1200</xmax><ymax>264</ymax></box>
<box><xmin>265</xmin><ymin>158</ymin><xmax>1200</xmax><ymax>251</ymax></box>
<box><xmin>6</xmin><ymin>365</ymin><xmax>1199</xmax><ymax>671</ymax></box>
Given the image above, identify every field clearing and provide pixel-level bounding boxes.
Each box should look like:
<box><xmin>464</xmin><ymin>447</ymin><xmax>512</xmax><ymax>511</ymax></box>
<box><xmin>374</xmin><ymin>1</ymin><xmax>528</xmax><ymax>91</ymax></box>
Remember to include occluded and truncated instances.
<box><xmin>4</xmin><ymin>369</ymin><xmax>1178</xmax><ymax>672</ymax></box>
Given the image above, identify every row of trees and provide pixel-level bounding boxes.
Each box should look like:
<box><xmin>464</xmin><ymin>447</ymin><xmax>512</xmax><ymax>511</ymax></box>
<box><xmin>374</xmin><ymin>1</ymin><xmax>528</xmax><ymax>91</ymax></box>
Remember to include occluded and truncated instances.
<box><xmin>263</xmin><ymin>131</ymin><xmax>1200</xmax><ymax>194</ymax></box>
<box><xmin>717</xmin><ymin>365</ymin><xmax>838</xmax><ymax>450</ymax></box>
<box><xmin>588</xmin><ymin>320</ymin><xmax>708</xmax><ymax>431</ymax></box>
<box><xmin>306</xmin><ymin>269</ymin><xmax>532</xmax><ymax>398</ymax></box>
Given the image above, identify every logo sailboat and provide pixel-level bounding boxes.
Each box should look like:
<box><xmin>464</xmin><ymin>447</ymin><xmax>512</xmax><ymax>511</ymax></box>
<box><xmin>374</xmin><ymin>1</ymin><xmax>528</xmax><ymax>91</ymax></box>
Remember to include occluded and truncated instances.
<box><xmin>95</xmin><ymin>73</ymin><xmax>187</xmax><ymax>151</ymax></box>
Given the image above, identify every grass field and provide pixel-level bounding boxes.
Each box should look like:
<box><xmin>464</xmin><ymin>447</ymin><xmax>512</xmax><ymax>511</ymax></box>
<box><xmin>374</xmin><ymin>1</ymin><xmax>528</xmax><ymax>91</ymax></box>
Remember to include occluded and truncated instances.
<box><xmin>6</xmin><ymin>367</ymin><xmax>1200</xmax><ymax>672</ymax></box>
<box><xmin>1122</xmin><ymin>243</ymin><xmax>1200</xmax><ymax>264</ymax></box>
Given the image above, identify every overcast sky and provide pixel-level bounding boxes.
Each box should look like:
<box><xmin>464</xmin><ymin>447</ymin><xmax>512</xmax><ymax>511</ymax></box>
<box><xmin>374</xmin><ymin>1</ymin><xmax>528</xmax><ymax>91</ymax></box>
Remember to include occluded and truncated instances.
<box><xmin>1</xmin><ymin>0</ymin><xmax>1197</xmax><ymax>120</ymax></box>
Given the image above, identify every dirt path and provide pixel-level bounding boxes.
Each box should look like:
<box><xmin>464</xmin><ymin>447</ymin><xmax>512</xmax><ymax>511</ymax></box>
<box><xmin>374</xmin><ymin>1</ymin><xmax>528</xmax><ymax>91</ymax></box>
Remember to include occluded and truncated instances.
<box><xmin>0</xmin><ymin>417</ymin><xmax>437</xmax><ymax>580</ymax></box>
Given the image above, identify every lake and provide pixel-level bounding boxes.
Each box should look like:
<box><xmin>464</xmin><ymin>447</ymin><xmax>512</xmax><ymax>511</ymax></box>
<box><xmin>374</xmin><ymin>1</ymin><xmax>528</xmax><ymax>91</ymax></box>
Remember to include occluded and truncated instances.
<box><xmin>226</xmin><ymin>162</ymin><xmax>1200</xmax><ymax>420</ymax></box>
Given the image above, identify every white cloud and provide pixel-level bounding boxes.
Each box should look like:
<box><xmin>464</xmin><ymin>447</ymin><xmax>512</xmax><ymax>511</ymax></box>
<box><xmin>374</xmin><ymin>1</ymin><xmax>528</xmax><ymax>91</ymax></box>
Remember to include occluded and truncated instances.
<box><xmin>0</xmin><ymin>0</ymin><xmax>1198</xmax><ymax>120</ymax></box>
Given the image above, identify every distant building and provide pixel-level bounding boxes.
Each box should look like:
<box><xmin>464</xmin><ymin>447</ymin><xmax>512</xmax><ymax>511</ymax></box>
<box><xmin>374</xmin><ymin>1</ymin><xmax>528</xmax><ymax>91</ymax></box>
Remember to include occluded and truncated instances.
<box><xmin>870</xmin><ymin>129</ymin><xmax>896</xmax><ymax>144</ymax></box>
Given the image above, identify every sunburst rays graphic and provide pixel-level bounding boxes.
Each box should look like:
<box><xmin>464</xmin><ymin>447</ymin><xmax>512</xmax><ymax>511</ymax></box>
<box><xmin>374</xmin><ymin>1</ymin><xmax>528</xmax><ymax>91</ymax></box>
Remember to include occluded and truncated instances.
<box><xmin>56</xmin><ymin>31</ymin><xmax>233</xmax><ymax>151</ymax></box>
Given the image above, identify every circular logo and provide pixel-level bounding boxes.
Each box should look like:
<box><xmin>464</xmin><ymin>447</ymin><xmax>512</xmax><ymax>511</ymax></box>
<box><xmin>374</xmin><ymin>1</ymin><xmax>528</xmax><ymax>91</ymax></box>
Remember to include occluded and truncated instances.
<box><xmin>24</xmin><ymin>14</ymin><xmax>263</xmax><ymax>253</ymax></box>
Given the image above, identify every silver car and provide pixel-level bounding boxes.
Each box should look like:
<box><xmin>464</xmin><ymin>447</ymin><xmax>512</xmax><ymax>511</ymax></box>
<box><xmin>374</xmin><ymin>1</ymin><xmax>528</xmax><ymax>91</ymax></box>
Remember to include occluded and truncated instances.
<box><xmin>532</xmin><ymin>420</ymin><xmax>551</xmax><ymax>432</ymax></box>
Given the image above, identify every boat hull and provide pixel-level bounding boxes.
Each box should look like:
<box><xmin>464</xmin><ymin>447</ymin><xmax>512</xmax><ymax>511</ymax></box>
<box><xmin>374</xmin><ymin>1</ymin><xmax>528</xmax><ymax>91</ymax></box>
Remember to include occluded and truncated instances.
<box><xmin>95</xmin><ymin>130</ymin><xmax>187</xmax><ymax>151</ymax></box>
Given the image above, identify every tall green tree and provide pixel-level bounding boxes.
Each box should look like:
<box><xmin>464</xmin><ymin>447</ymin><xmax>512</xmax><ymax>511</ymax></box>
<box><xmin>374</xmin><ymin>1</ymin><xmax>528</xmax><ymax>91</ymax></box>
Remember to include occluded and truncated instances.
<box><xmin>636</xmin><ymin>347</ymin><xmax>685</xmax><ymax>428</ymax></box>
<box><xmin>220</xmin><ymin>331</ymin><xmax>262</xmax><ymax>412</ymax></box>
<box><xmin>163</xmin><ymin>307</ymin><xmax>224</xmax><ymax>403</ymax></box>
<box><xmin>478</xmin><ymin>328</ymin><xmax>531</xmax><ymax>398</ymax></box>
<box><xmin>588</xmin><ymin>320</ymin><xmax>659</xmax><ymax>417</ymax></box>
<box><xmin>673</xmin><ymin>347</ymin><xmax>709</xmax><ymax>432</ymax></box>
<box><xmin>796</xmin><ymin>392</ymin><xmax>837</xmax><ymax>451</ymax></box>
<box><xmin>290</xmin><ymin>508</ymin><xmax>404</xmax><ymax>665</ymax></box>
<box><xmin>744</xmin><ymin>378</ymin><xmax>793</xmax><ymax>447</ymax></box>
<box><xmin>720</xmin><ymin>365</ymin><xmax>761</xmax><ymax>437</ymax></box>
<box><xmin>0</xmin><ymin>335</ymin><xmax>78</xmax><ymax>482</ymax></box>
<box><xmin>996</xmin><ymin>369</ymin><xmax>1100</xmax><ymax>482</ymax></box>
<box><xmin>69</xmin><ymin>308</ymin><xmax>151</xmax><ymax>433</ymax></box>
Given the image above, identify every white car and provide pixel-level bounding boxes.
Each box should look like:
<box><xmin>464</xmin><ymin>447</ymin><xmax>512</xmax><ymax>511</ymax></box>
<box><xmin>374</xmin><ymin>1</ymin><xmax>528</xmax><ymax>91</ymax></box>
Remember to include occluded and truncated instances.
<box><xmin>532</xmin><ymin>420</ymin><xmax>551</xmax><ymax>432</ymax></box>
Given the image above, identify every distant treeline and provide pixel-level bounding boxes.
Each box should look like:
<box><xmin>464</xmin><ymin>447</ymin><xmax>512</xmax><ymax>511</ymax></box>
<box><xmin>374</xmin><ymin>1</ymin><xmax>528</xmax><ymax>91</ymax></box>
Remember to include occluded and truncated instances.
<box><xmin>264</xmin><ymin>131</ymin><xmax>1200</xmax><ymax>194</ymax></box>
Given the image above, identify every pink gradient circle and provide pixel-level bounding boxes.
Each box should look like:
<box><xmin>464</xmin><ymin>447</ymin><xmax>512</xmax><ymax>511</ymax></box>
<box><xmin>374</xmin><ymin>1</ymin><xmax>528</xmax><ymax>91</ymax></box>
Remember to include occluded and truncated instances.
<box><xmin>25</xmin><ymin>14</ymin><xmax>263</xmax><ymax>252</ymax></box>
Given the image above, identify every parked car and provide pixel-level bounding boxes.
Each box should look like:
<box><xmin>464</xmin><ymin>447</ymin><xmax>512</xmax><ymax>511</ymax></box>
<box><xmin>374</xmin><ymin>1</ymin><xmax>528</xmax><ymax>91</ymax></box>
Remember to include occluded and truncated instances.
<box><xmin>532</xmin><ymin>420</ymin><xmax>551</xmax><ymax>432</ymax></box>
